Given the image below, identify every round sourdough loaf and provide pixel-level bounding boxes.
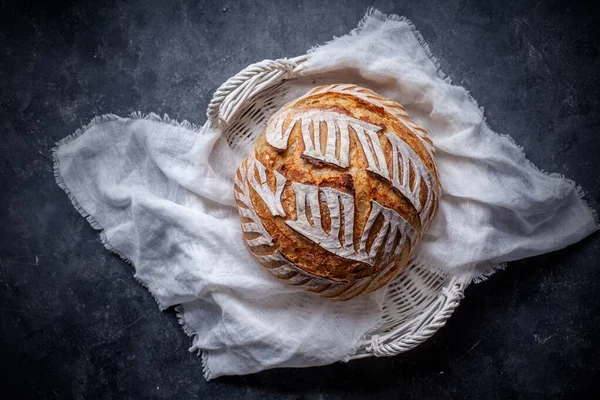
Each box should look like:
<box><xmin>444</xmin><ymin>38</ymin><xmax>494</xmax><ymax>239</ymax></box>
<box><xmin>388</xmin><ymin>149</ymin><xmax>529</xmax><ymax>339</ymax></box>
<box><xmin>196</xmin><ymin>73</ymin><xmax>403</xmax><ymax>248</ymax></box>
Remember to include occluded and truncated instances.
<box><xmin>234</xmin><ymin>84</ymin><xmax>441</xmax><ymax>300</ymax></box>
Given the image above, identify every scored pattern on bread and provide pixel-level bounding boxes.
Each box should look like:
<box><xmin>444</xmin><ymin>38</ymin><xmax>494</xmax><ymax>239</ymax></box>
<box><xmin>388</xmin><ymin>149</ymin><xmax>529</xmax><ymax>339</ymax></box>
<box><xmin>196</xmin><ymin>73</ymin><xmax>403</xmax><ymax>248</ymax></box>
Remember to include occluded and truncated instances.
<box><xmin>235</xmin><ymin>154</ymin><xmax>355</xmax><ymax>298</ymax></box>
<box><xmin>386</xmin><ymin>133</ymin><xmax>437</xmax><ymax>227</ymax></box>
<box><xmin>309</xmin><ymin>84</ymin><xmax>435</xmax><ymax>157</ymax></box>
<box><xmin>234</xmin><ymin>155</ymin><xmax>275</xmax><ymax>248</ymax></box>
<box><xmin>264</xmin><ymin>106</ymin><xmax>437</xmax><ymax>226</ymax></box>
<box><xmin>246</xmin><ymin>153</ymin><xmax>287</xmax><ymax>217</ymax></box>
<box><xmin>297</xmin><ymin>111</ymin><xmax>352</xmax><ymax>168</ymax></box>
<box><xmin>264</xmin><ymin>108</ymin><xmax>295</xmax><ymax>150</ymax></box>
<box><xmin>286</xmin><ymin>182</ymin><xmax>417</xmax><ymax>267</ymax></box>
<box><xmin>351</xmin><ymin>117</ymin><xmax>390</xmax><ymax>179</ymax></box>
<box><xmin>235</xmin><ymin>84</ymin><xmax>442</xmax><ymax>300</ymax></box>
<box><xmin>266</xmin><ymin>110</ymin><xmax>389</xmax><ymax>170</ymax></box>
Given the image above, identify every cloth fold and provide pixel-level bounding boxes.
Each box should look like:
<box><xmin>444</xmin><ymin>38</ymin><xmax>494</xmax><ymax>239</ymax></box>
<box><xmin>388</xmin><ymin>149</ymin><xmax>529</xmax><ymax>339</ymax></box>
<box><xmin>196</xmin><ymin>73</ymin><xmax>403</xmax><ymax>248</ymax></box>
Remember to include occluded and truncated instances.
<box><xmin>54</xmin><ymin>9</ymin><xmax>598</xmax><ymax>379</ymax></box>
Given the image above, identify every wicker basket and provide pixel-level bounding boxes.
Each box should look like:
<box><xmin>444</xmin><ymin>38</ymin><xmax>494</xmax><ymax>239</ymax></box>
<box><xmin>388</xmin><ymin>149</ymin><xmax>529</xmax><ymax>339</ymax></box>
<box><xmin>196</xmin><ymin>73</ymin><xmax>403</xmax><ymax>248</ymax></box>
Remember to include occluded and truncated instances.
<box><xmin>207</xmin><ymin>55</ymin><xmax>470</xmax><ymax>359</ymax></box>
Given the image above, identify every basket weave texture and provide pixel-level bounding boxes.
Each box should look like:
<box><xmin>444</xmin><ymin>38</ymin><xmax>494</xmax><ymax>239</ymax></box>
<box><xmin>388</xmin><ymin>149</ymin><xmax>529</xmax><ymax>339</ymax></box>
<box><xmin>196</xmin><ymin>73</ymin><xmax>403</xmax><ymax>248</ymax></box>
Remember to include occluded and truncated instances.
<box><xmin>208</xmin><ymin>56</ymin><xmax>470</xmax><ymax>359</ymax></box>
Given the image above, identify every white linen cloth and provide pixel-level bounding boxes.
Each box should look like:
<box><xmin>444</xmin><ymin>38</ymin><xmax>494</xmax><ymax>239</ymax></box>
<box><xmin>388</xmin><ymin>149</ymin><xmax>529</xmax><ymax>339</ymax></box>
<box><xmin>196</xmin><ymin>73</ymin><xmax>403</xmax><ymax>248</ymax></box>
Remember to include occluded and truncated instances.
<box><xmin>53</xmin><ymin>9</ymin><xmax>598</xmax><ymax>379</ymax></box>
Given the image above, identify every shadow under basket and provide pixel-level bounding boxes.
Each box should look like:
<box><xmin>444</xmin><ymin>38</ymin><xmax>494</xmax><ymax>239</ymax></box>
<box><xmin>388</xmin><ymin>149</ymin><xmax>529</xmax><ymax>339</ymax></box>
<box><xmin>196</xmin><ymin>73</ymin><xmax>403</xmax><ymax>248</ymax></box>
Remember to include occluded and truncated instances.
<box><xmin>208</xmin><ymin>55</ymin><xmax>470</xmax><ymax>359</ymax></box>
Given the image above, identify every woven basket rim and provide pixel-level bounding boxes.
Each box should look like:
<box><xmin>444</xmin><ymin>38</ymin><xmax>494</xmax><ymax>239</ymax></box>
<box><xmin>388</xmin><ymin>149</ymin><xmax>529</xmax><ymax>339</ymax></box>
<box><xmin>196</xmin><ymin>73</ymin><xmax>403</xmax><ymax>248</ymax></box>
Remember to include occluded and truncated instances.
<box><xmin>208</xmin><ymin>54</ymin><xmax>469</xmax><ymax>359</ymax></box>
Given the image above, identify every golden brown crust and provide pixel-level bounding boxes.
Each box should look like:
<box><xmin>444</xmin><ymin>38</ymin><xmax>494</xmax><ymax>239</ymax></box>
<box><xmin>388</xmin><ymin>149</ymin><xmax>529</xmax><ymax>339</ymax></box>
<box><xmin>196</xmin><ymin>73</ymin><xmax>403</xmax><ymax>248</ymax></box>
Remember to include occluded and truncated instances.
<box><xmin>236</xmin><ymin>84</ymin><xmax>441</xmax><ymax>299</ymax></box>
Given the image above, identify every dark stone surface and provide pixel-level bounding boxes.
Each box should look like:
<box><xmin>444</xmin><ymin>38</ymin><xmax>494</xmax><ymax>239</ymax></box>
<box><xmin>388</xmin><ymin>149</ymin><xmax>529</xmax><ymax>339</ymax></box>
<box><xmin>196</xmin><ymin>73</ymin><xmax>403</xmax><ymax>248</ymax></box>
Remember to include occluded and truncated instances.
<box><xmin>1</xmin><ymin>0</ymin><xmax>599</xmax><ymax>398</ymax></box>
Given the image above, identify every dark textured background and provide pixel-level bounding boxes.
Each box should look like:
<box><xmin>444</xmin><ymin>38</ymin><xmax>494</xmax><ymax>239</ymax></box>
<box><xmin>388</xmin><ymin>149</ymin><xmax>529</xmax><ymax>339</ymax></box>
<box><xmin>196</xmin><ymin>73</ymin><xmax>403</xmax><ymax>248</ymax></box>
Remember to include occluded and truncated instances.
<box><xmin>1</xmin><ymin>0</ymin><xmax>599</xmax><ymax>398</ymax></box>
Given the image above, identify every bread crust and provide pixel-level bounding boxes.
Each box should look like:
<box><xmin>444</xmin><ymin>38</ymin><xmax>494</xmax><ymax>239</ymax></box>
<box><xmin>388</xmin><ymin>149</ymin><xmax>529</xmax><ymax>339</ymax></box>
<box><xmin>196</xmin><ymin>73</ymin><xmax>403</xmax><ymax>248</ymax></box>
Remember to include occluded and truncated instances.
<box><xmin>234</xmin><ymin>84</ymin><xmax>441</xmax><ymax>300</ymax></box>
